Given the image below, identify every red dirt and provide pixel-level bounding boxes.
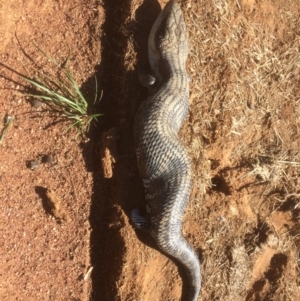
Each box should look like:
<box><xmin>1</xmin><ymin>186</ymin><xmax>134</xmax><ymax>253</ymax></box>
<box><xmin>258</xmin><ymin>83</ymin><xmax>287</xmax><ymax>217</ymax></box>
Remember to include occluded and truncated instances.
<box><xmin>1</xmin><ymin>0</ymin><xmax>300</xmax><ymax>301</ymax></box>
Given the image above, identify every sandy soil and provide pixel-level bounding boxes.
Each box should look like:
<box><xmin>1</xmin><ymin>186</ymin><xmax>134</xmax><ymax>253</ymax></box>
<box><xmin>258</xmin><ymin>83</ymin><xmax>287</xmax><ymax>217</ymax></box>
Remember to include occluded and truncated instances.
<box><xmin>0</xmin><ymin>0</ymin><xmax>299</xmax><ymax>300</ymax></box>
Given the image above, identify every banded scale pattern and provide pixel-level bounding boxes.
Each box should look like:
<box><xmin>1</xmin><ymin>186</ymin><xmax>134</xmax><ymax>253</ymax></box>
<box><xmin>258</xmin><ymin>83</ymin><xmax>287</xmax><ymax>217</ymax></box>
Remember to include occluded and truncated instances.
<box><xmin>132</xmin><ymin>1</ymin><xmax>201</xmax><ymax>301</ymax></box>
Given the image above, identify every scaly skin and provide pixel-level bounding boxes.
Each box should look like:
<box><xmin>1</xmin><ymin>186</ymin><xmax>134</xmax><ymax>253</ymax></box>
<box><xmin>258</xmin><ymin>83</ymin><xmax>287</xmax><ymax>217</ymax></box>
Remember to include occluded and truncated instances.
<box><xmin>131</xmin><ymin>1</ymin><xmax>201</xmax><ymax>300</ymax></box>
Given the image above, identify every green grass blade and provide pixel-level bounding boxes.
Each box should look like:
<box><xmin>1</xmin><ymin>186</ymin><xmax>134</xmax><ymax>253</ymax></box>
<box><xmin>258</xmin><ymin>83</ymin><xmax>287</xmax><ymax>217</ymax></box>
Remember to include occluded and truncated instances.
<box><xmin>0</xmin><ymin>116</ymin><xmax>14</xmax><ymax>144</ymax></box>
<box><xmin>33</xmin><ymin>43</ymin><xmax>60</xmax><ymax>69</ymax></box>
<box><xmin>22</xmin><ymin>76</ymin><xmax>86</xmax><ymax>114</ymax></box>
<box><xmin>65</xmin><ymin>71</ymin><xmax>87</xmax><ymax>107</ymax></box>
<box><xmin>94</xmin><ymin>76</ymin><xmax>98</xmax><ymax>105</ymax></box>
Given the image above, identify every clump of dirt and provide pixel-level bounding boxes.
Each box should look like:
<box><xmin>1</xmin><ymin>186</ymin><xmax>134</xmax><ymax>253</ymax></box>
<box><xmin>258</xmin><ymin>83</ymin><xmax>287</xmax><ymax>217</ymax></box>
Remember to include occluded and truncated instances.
<box><xmin>43</xmin><ymin>188</ymin><xmax>71</xmax><ymax>223</ymax></box>
<box><xmin>100</xmin><ymin>127</ymin><xmax>120</xmax><ymax>178</ymax></box>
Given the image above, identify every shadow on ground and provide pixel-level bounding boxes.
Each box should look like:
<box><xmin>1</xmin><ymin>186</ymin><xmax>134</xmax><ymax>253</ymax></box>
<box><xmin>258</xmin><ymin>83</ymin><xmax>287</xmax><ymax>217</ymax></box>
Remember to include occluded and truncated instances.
<box><xmin>80</xmin><ymin>0</ymin><xmax>164</xmax><ymax>300</ymax></box>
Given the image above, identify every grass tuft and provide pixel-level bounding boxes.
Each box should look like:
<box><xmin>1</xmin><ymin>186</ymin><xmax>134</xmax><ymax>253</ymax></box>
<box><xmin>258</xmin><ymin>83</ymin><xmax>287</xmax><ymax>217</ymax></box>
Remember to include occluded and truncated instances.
<box><xmin>21</xmin><ymin>45</ymin><xmax>102</xmax><ymax>133</ymax></box>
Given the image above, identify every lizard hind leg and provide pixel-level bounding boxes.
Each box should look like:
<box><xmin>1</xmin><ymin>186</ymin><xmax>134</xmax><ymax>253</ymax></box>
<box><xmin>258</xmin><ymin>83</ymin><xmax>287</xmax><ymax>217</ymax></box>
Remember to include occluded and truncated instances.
<box><xmin>130</xmin><ymin>208</ymin><xmax>151</xmax><ymax>233</ymax></box>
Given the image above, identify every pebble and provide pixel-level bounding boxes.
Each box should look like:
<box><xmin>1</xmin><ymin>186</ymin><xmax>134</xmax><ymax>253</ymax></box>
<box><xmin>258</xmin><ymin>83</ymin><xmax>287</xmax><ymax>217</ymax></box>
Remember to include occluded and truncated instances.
<box><xmin>31</xmin><ymin>99</ymin><xmax>43</xmax><ymax>108</ymax></box>
<box><xmin>27</xmin><ymin>160</ymin><xmax>40</xmax><ymax>170</ymax></box>
<box><xmin>42</xmin><ymin>154</ymin><xmax>54</xmax><ymax>164</ymax></box>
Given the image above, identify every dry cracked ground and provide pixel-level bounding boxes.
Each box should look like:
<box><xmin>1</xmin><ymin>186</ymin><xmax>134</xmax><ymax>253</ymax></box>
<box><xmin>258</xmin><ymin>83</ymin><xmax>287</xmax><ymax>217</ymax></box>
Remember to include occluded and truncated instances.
<box><xmin>0</xmin><ymin>0</ymin><xmax>300</xmax><ymax>300</ymax></box>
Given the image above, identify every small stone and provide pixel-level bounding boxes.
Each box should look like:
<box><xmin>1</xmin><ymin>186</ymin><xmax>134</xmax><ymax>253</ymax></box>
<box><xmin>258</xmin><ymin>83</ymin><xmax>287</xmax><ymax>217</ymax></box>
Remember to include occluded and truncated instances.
<box><xmin>27</xmin><ymin>160</ymin><xmax>40</xmax><ymax>170</ymax></box>
<box><xmin>31</xmin><ymin>99</ymin><xmax>43</xmax><ymax>108</ymax></box>
<box><xmin>42</xmin><ymin>154</ymin><xmax>53</xmax><ymax>164</ymax></box>
<box><xmin>247</xmin><ymin>101</ymin><xmax>256</xmax><ymax>110</ymax></box>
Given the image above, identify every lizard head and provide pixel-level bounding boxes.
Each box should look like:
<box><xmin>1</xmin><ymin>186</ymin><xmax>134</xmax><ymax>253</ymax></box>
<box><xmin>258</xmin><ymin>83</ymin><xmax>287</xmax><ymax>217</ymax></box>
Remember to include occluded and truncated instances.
<box><xmin>148</xmin><ymin>0</ymin><xmax>189</xmax><ymax>81</ymax></box>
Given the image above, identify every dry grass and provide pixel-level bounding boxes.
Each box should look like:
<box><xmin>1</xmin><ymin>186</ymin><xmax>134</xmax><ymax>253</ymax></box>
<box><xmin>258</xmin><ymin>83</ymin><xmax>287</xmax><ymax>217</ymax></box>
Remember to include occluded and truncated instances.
<box><xmin>182</xmin><ymin>0</ymin><xmax>300</xmax><ymax>300</ymax></box>
<box><xmin>184</xmin><ymin>0</ymin><xmax>300</xmax><ymax>184</ymax></box>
